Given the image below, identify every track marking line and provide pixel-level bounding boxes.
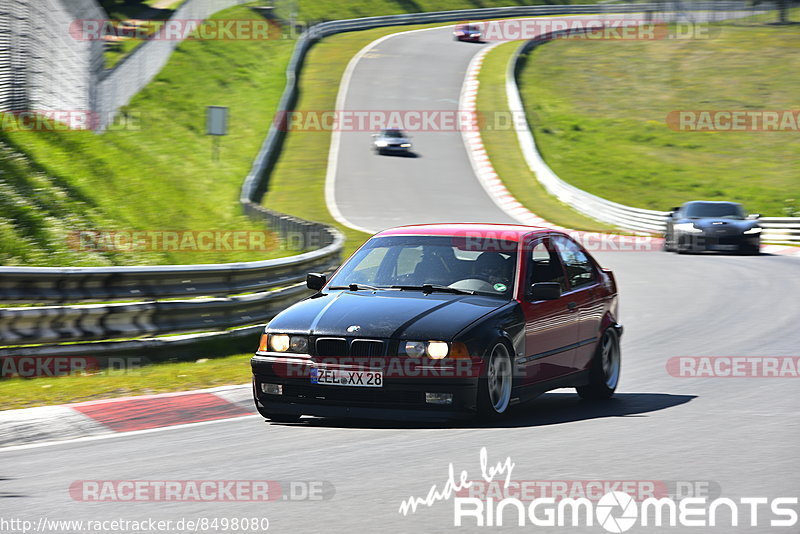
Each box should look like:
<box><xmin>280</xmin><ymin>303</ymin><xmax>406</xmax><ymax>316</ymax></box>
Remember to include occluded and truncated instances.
<box><xmin>326</xmin><ymin>25</ymin><xmax>459</xmax><ymax>235</ymax></box>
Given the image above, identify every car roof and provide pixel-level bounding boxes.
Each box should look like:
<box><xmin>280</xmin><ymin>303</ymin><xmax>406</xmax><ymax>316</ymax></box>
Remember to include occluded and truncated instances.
<box><xmin>683</xmin><ymin>200</ymin><xmax>742</xmax><ymax>206</ymax></box>
<box><xmin>374</xmin><ymin>223</ymin><xmax>556</xmax><ymax>242</ymax></box>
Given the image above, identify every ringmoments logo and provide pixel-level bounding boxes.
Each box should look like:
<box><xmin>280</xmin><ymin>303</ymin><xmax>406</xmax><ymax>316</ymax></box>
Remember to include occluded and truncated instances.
<box><xmin>398</xmin><ymin>448</ymin><xmax>799</xmax><ymax>530</ymax></box>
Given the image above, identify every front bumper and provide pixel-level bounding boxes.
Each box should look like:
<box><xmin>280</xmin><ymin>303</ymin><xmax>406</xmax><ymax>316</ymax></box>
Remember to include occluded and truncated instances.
<box><xmin>251</xmin><ymin>355</ymin><xmax>479</xmax><ymax>420</ymax></box>
<box><xmin>682</xmin><ymin>232</ymin><xmax>760</xmax><ymax>251</ymax></box>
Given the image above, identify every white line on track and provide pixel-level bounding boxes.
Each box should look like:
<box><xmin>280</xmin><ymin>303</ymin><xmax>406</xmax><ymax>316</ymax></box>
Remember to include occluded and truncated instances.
<box><xmin>325</xmin><ymin>25</ymin><xmax>458</xmax><ymax>235</ymax></box>
<box><xmin>0</xmin><ymin>414</ymin><xmax>261</xmax><ymax>453</ymax></box>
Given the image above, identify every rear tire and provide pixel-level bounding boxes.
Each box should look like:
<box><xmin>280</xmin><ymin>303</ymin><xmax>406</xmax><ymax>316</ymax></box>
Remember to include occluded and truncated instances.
<box><xmin>577</xmin><ymin>328</ymin><xmax>620</xmax><ymax>400</ymax></box>
<box><xmin>477</xmin><ymin>342</ymin><xmax>513</xmax><ymax>418</ymax></box>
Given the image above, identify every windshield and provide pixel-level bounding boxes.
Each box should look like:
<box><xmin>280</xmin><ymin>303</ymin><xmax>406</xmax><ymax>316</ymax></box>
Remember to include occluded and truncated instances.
<box><xmin>381</xmin><ymin>130</ymin><xmax>404</xmax><ymax>138</ymax></box>
<box><xmin>328</xmin><ymin>235</ymin><xmax>518</xmax><ymax>297</ymax></box>
<box><xmin>684</xmin><ymin>202</ymin><xmax>746</xmax><ymax>219</ymax></box>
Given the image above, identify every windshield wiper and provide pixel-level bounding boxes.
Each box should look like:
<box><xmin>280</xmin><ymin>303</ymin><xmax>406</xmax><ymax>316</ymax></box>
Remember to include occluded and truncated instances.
<box><xmin>390</xmin><ymin>284</ymin><xmax>474</xmax><ymax>295</ymax></box>
<box><xmin>328</xmin><ymin>283</ymin><xmax>390</xmax><ymax>291</ymax></box>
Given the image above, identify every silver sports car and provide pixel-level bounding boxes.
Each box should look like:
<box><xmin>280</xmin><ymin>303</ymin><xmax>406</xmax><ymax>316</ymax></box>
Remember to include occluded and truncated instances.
<box><xmin>372</xmin><ymin>128</ymin><xmax>412</xmax><ymax>155</ymax></box>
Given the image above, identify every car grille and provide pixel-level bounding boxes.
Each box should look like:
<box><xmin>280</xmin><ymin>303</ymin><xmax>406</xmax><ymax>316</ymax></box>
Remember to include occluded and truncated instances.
<box><xmin>316</xmin><ymin>338</ymin><xmax>348</xmax><ymax>357</ymax></box>
<box><xmin>315</xmin><ymin>338</ymin><xmax>386</xmax><ymax>358</ymax></box>
<box><xmin>717</xmin><ymin>236</ymin><xmax>746</xmax><ymax>245</ymax></box>
<box><xmin>351</xmin><ymin>339</ymin><xmax>385</xmax><ymax>357</ymax></box>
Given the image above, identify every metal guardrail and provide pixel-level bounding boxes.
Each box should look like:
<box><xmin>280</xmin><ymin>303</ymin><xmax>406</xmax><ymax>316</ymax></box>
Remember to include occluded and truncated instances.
<box><xmin>0</xmin><ymin>232</ymin><xmax>338</xmax><ymax>304</ymax></box>
<box><xmin>505</xmin><ymin>15</ymin><xmax>800</xmax><ymax>242</ymax></box>
<box><xmin>0</xmin><ymin>284</ymin><xmax>310</xmax><ymax>345</ymax></box>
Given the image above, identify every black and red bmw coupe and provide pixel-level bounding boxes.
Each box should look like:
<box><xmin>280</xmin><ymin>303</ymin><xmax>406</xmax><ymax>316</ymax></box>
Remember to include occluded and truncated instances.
<box><xmin>251</xmin><ymin>224</ymin><xmax>622</xmax><ymax>421</ymax></box>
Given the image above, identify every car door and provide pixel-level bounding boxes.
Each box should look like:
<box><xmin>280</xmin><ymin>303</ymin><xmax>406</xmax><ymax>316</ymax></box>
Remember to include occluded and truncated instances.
<box><xmin>517</xmin><ymin>236</ymin><xmax>579</xmax><ymax>385</ymax></box>
<box><xmin>552</xmin><ymin>235</ymin><xmax>605</xmax><ymax>372</ymax></box>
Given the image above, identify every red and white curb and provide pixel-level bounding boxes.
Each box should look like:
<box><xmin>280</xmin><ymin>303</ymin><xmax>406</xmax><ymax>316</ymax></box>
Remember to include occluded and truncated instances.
<box><xmin>459</xmin><ymin>43</ymin><xmax>800</xmax><ymax>257</ymax></box>
<box><xmin>460</xmin><ymin>42</ymin><xmax>564</xmax><ymax>231</ymax></box>
<box><xmin>0</xmin><ymin>384</ymin><xmax>254</xmax><ymax>449</ymax></box>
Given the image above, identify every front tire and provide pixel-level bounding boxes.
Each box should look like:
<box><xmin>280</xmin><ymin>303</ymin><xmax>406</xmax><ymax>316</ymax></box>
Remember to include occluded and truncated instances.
<box><xmin>577</xmin><ymin>328</ymin><xmax>620</xmax><ymax>400</ymax></box>
<box><xmin>663</xmin><ymin>231</ymin><xmax>675</xmax><ymax>252</ymax></box>
<box><xmin>478</xmin><ymin>342</ymin><xmax>513</xmax><ymax>418</ymax></box>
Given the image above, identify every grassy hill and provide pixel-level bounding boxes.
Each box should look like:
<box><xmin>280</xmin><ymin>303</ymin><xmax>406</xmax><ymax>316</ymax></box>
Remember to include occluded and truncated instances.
<box><xmin>515</xmin><ymin>14</ymin><xmax>800</xmax><ymax>216</ymax></box>
<box><xmin>1</xmin><ymin>5</ymin><xmax>295</xmax><ymax>266</ymax></box>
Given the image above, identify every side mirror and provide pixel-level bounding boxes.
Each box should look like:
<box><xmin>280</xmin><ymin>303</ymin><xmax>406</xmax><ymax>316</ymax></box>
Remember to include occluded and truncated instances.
<box><xmin>747</xmin><ymin>213</ymin><xmax>760</xmax><ymax>220</ymax></box>
<box><xmin>306</xmin><ymin>273</ymin><xmax>326</xmax><ymax>291</ymax></box>
<box><xmin>530</xmin><ymin>282</ymin><xmax>561</xmax><ymax>301</ymax></box>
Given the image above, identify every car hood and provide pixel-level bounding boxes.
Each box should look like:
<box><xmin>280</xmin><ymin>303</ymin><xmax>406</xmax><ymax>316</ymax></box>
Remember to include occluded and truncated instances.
<box><xmin>267</xmin><ymin>290</ymin><xmax>509</xmax><ymax>340</ymax></box>
<box><xmin>681</xmin><ymin>218</ymin><xmax>759</xmax><ymax>231</ymax></box>
<box><xmin>377</xmin><ymin>136</ymin><xmax>410</xmax><ymax>144</ymax></box>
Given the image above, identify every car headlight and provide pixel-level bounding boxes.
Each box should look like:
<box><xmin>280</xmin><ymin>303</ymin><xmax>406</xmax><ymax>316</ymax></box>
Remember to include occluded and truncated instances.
<box><xmin>674</xmin><ymin>223</ymin><xmax>702</xmax><ymax>233</ymax></box>
<box><xmin>267</xmin><ymin>334</ymin><xmax>309</xmax><ymax>353</ymax></box>
<box><xmin>269</xmin><ymin>334</ymin><xmax>290</xmax><ymax>352</ymax></box>
<box><xmin>404</xmin><ymin>341</ymin><xmax>427</xmax><ymax>358</ymax></box>
<box><xmin>400</xmin><ymin>143</ymin><xmax>411</xmax><ymax>148</ymax></box>
<box><xmin>403</xmin><ymin>341</ymin><xmax>451</xmax><ymax>359</ymax></box>
<box><xmin>376</xmin><ymin>141</ymin><xmax>388</xmax><ymax>147</ymax></box>
<box><xmin>426</xmin><ymin>341</ymin><xmax>449</xmax><ymax>360</ymax></box>
<box><xmin>290</xmin><ymin>336</ymin><xmax>309</xmax><ymax>353</ymax></box>
<box><xmin>744</xmin><ymin>227</ymin><xmax>762</xmax><ymax>235</ymax></box>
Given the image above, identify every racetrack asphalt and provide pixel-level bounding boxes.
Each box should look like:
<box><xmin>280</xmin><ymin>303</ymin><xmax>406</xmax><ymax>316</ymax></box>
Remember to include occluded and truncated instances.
<box><xmin>1</xmin><ymin>20</ymin><xmax>798</xmax><ymax>534</ymax></box>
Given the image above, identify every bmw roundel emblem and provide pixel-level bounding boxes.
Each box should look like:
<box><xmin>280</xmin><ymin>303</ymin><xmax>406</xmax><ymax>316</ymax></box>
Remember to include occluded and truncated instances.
<box><xmin>347</xmin><ymin>325</ymin><xmax>361</xmax><ymax>333</ymax></box>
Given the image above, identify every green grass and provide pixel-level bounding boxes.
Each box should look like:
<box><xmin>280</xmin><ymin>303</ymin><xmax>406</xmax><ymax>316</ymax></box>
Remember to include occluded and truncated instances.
<box><xmin>0</xmin><ymin>353</ymin><xmax>252</xmax><ymax>410</ymax></box>
<box><xmin>98</xmin><ymin>0</ymin><xmax>189</xmax><ymax>67</ymax></box>
<box><xmin>1</xmin><ymin>5</ymin><xmax>295</xmax><ymax>267</ymax></box>
<box><xmin>477</xmin><ymin>41</ymin><xmax>616</xmax><ymax>232</ymax></box>
<box><xmin>97</xmin><ymin>0</ymin><xmax>186</xmax><ymax>21</ymax></box>
<box><xmin>271</xmin><ymin>0</ymin><xmax>589</xmax><ymax>23</ymax></box>
<box><xmin>515</xmin><ymin>15</ymin><xmax>800</xmax><ymax>216</ymax></box>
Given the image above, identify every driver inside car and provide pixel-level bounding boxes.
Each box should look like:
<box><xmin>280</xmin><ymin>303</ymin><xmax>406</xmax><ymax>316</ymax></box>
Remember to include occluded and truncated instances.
<box><xmin>473</xmin><ymin>252</ymin><xmax>513</xmax><ymax>290</ymax></box>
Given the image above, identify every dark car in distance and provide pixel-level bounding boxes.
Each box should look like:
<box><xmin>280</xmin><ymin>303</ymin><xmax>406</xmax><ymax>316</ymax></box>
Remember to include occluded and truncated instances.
<box><xmin>664</xmin><ymin>201</ymin><xmax>761</xmax><ymax>254</ymax></box>
<box><xmin>251</xmin><ymin>224</ymin><xmax>622</xmax><ymax>422</ymax></box>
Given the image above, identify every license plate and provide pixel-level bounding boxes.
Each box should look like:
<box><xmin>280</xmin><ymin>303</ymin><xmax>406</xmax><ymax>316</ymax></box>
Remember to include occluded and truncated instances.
<box><xmin>711</xmin><ymin>244</ymin><xmax>738</xmax><ymax>251</ymax></box>
<box><xmin>310</xmin><ymin>368</ymin><xmax>383</xmax><ymax>387</ymax></box>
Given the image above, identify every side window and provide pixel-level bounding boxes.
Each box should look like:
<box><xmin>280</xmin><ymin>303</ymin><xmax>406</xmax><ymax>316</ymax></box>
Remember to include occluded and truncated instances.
<box><xmin>527</xmin><ymin>239</ymin><xmax>565</xmax><ymax>290</ymax></box>
<box><xmin>553</xmin><ymin>237</ymin><xmax>595</xmax><ymax>290</ymax></box>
